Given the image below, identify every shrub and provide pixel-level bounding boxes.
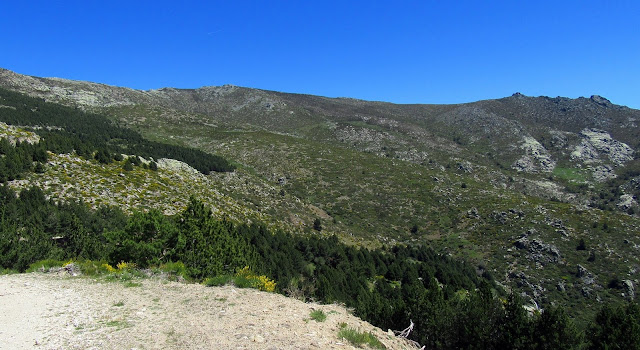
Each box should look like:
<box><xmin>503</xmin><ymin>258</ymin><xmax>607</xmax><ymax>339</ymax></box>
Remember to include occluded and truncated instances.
<box><xmin>0</xmin><ymin>268</ymin><xmax>18</xmax><ymax>275</ymax></box>
<box><xmin>202</xmin><ymin>267</ymin><xmax>276</xmax><ymax>292</ymax></box>
<box><xmin>102</xmin><ymin>263</ymin><xmax>116</xmax><ymax>273</ymax></box>
<box><xmin>26</xmin><ymin>259</ymin><xmax>68</xmax><ymax>272</ymax></box>
<box><xmin>577</xmin><ymin>238</ymin><xmax>587</xmax><ymax>251</ymax></box>
<box><xmin>234</xmin><ymin>266</ymin><xmax>277</xmax><ymax>292</ymax></box>
<box><xmin>75</xmin><ymin>260</ymin><xmax>114</xmax><ymax>275</ymax></box>
<box><xmin>203</xmin><ymin>275</ymin><xmax>232</xmax><ymax>287</ymax></box>
<box><xmin>338</xmin><ymin>324</ymin><xmax>385</xmax><ymax>349</ymax></box>
<box><xmin>313</xmin><ymin>218</ymin><xmax>322</xmax><ymax>231</ymax></box>
<box><xmin>310</xmin><ymin>309</ymin><xmax>327</xmax><ymax>322</ymax></box>
<box><xmin>156</xmin><ymin>261</ymin><xmax>189</xmax><ymax>280</ymax></box>
<box><xmin>116</xmin><ymin>261</ymin><xmax>136</xmax><ymax>272</ymax></box>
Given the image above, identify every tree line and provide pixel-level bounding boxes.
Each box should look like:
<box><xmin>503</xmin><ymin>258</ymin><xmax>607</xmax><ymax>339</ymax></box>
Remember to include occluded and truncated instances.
<box><xmin>0</xmin><ymin>87</ymin><xmax>234</xmax><ymax>173</ymax></box>
<box><xmin>0</xmin><ymin>184</ymin><xmax>637</xmax><ymax>349</ymax></box>
<box><xmin>0</xmin><ymin>138</ymin><xmax>48</xmax><ymax>181</ymax></box>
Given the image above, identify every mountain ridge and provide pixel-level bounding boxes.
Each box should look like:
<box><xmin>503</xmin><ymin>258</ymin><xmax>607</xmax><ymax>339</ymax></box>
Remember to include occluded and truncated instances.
<box><xmin>3</xmin><ymin>67</ymin><xmax>635</xmax><ymax>111</ymax></box>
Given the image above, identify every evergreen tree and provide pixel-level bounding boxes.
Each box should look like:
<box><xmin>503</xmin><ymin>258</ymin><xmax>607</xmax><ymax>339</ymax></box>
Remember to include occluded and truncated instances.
<box><xmin>497</xmin><ymin>293</ymin><xmax>531</xmax><ymax>350</ymax></box>
<box><xmin>532</xmin><ymin>306</ymin><xmax>581</xmax><ymax>350</ymax></box>
<box><xmin>94</xmin><ymin>148</ymin><xmax>112</xmax><ymax>164</ymax></box>
<box><xmin>123</xmin><ymin>161</ymin><xmax>134</xmax><ymax>171</ymax></box>
<box><xmin>313</xmin><ymin>218</ymin><xmax>322</xmax><ymax>231</ymax></box>
<box><xmin>588</xmin><ymin>303</ymin><xmax>640</xmax><ymax>350</ymax></box>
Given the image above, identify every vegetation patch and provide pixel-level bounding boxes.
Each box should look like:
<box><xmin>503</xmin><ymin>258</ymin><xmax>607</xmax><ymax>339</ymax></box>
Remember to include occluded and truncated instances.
<box><xmin>203</xmin><ymin>266</ymin><xmax>276</xmax><ymax>292</ymax></box>
<box><xmin>0</xmin><ymin>87</ymin><xmax>235</xmax><ymax>173</ymax></box>
<box><xmin>102</xmin><ymin>319</ymin><xmax>131</xmax><ymax>330</ymax></box>
<box><xmin>309</xmin><ymin>309</ymin><xmax>327</xmax><ymax>322</ymax></box>
<box><xmin>338</xmin><ymin>324</ymin><xmax>385</xmax><ymax>349</ymax></box>
<box><xmin>553</xmin><ymin>167</ymin><xmax>589</xmax><ymax>182</ymax></box>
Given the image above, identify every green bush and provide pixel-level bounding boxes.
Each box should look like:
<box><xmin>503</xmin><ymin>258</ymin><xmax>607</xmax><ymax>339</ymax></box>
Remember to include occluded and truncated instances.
<box><xmin>76</xmin><ymin>260</ymin><xmax>116</xmax><ymax>275</ymax></box>
<box><xmin>232</xmin><ymin>274</ymin><xmax>255</xmax><ymax>288</ymax></box>
<box><xmin>123</xmin><ymin>161</ymin><xmax>134</xmax><ymax>171</ymax></box>
<box><xmin>26</xmin><ymin>259</ymin><xmax>68</xmax><ymax>272</ymax></box>
<box><xmin>338</xmin><ymin>325</ymin><xmax>385</xmax><ymax>349</ymax></box>
<box><xmin>203</xmin><ymin>275</ymin><xmax>233</xmax><ymax>287</ymax></box>
<box><xmin>156</xmin><ymin>261</ymin><xmax>189</xmax><ymax>280</ymax></box>
<box><xmin>310</xmin><ymin>309</ymin><xmax>327</xmax><ymax>322</ymax></box>
<box><xmin>0</xmin><ymin>268</ymin><xmax>18</xmax><ymax>275</ymax></box>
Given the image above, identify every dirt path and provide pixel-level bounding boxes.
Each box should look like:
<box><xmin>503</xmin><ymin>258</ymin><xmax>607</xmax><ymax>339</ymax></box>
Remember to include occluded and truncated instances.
<box><xmin>0</xmin><ymin>273</ymin><xmax>417</xmax><ymax>349</ymax></box>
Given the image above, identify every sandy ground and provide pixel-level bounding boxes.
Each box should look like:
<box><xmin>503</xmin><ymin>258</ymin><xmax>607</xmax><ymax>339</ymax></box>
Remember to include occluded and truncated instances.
<box><xmin>0</xmin><ymin>272</ymin><xmax>418</xmax><ymax>350</ymax></box>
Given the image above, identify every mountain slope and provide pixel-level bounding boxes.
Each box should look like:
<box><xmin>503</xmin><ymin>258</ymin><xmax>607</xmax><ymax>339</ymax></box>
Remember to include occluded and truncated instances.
<box><xmin>1</xmin><ymin>67</ymin><xmax>639</xmax><ymax>325</ymax></box>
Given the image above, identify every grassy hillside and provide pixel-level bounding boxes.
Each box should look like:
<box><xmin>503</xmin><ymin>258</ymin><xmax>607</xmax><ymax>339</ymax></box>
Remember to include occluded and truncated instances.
<box><xmin>111</xmin><ymin>102</ymin><xmax>640</xmax><ymax>325</ymax></box>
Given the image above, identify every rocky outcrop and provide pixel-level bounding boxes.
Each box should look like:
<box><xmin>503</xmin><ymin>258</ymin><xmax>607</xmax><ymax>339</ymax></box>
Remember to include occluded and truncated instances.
<box><xmin>509</xmin><ymin>271</ymin><xmax>546</xmax><ymax>299</ymax></box>
<box><xmin>571</xmin><ymin>129</ymin><xmax>634</xmax><ymax>166</ymax></box>
<box><xmin>514</xmin><ymin>236</ymin><xmax>562</xmax><ymax>265</ymax></box>
<box><xmin>592</xmin><ymin>164</ymin><xmax>617</xmax><ymax>182</ymax></box>
<box><xmin>590</xmin><ymin>95</ymin><xmax>614</xmax><ymax>108</ymax></box>
<box><xmin>0</xmin><ymin>122</ymin><xmax>40</xmax><ymax>144</ymax></box>
<box><xmin>617</xmin><ymin>194</ymin><xmax>638</xmax><ymax>211</ymax></box>
<box><xmin>156</xmin><ymin>158</ymin><xmax>200</xmax><ymax>174</ymax></box>
<box><xmin>512</xmin><ymin>136</ymin><xmax>556</xmax><ymax>173</ymax></box>
<box><xmin>623</xmin><ymin>280</ymin><xmax>636</xmax><ymax>300</ymax></box>
<box><xmin>576</xmin><ymin>264</ymin><xmax>595</xmax><ymax>285</ymax></box>
<box><xmin>622</xmin><ymin>176</ymin><xmax>640</xmax><ymax>193</ymax></box>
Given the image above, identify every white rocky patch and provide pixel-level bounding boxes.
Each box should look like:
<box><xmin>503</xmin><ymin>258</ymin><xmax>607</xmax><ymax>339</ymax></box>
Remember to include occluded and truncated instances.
<box><xmin>156</xmin><ymin>158</ymin><xmax>200</xmax><ymax>174</ymax></box>
<box><xmin>0</xmin><ymin>122</ymin><xmax>40</xmax><ymax>144</ymax></box>
<box><xmin>617</xmin><ymin>194</ymin><xmax>637</xmax><ymax>211</ymax></box>
<box><xmin>512</xmin><ymin>136</ymin><xmax>556</xmax><ymax>173</ymax></box>
<box><xmin>571</xmin><ymin>139</ymin><xmax>601</xmax><ymax>164</ymax></box>
<box><xmin>571</xmin><ymin>129</ymin><xmax>634</xmax><ymax>166</ymax></box>
<box><xmin>591</xmin><ymin>164</ymin><xmax>617</xmax><ymax>182</ymax></box>
<box><xmin>548</xmin><ymin>130</ymin><xmax>570</xmax><ymax>148</ymax></box>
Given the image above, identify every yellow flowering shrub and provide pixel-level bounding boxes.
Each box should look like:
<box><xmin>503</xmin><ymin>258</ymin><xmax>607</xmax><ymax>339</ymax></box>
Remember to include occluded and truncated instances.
<box><xmin>116</xmin><ymin>261</ymin><xmax>136</xmax><ymax>271</ymax></box>
<box><xmin>102</xmin><ymin>263</ymin><xmax>116</xmax><ymax>273</ymax></box>
<box><xmin>235</xmin><ymin>266</ymin><xmax>276</xmax><ymax>292</ymax></box>
<box><xmin>255</xmin><ymin>275</ymin><xmax>277</xmax><ymax>292</ymax></box>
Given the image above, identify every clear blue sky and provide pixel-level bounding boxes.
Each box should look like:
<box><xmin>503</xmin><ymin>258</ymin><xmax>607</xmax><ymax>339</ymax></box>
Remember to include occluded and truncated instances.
<box><xmin>2</xmin><ymin>1</ymin><xmax>638</xmax><ymax>108</ymax></box>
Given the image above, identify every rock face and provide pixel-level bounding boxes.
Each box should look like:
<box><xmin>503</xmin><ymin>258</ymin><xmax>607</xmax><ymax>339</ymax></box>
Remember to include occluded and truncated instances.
<box><xmin>157</xmin><ymin>158</ymin><xmax>200</xmax><ymax>174</ymax></box>
<box><xmin>514</xmin><ymin>236</ymin><xmax>562</xmax><ymax>265</ymax></box>
<box><xmin>571</xmin><ymin>128</ymin><xmax>634</xmax><ymax>166</ymax></box>
<box><xmin>592</xmin><ymin>164</ymin><xmax>617</xmax><ymax>182</ymax></box>
<box><xmin>590</xmin><ymin>95</ymin><xmax>614</xmax><ymax>108</ymax></box>
<box><xmin>617</xmin><ymin>194</ymin><xmax>638</xmax><ymax>211</ymax></box>
<box><xmin>576</xmin><ymin>264</ymin><xmax>595</xmax><ymax>285</ymax></box>
<box><xmin>512</xmin><ymin>136</ymin><xmax>556</xmax><ymax>173</ymax></box>
<box><xmin>509</xmin><ymin>271</ymin><xmax>546</xmax><ymax>299</ymax></box>
<box><xmin>623</xmin><ymin>280</ymin><xmax>636</xmax><ymax>300</ymax></box>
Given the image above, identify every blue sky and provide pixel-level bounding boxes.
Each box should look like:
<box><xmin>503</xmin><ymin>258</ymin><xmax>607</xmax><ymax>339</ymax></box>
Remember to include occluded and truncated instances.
<box><xmin>2</xmin><ymin>1</ymin><xmax>638</xmax><ymax>108</ymax></box>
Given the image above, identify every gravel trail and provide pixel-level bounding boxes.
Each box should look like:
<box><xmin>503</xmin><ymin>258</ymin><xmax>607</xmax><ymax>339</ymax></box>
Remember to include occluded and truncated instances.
<box><xmin>0</xmin><ymin>273</ymin><xmax>416</xmax><ymax>349</ymax></box>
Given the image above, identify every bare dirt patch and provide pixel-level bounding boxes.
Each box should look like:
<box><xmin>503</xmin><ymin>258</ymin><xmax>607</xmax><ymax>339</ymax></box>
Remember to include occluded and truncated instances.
<box><xmin>0</xmin><ymin>273</ymin><xmax>416</xmax><ymax>349</ymax></box>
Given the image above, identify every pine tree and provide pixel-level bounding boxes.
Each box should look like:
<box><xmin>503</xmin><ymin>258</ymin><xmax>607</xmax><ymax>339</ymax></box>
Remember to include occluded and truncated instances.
<box><xmin>313</xmin><ymin>218</ymin><xmax>322</xmax><ymax>231</ymax></box>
